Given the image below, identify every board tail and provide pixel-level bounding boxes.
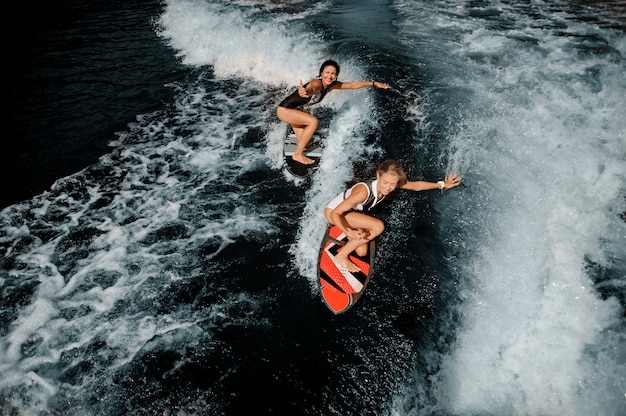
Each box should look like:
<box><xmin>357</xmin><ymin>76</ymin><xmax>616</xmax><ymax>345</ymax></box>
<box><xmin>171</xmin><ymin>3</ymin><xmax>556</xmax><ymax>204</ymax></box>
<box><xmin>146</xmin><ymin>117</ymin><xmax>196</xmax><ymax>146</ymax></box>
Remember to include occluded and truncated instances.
<box><xmin>283</xmin><ymin>130</ymin><xmax>324</xmax><ymax>178</ymax></box>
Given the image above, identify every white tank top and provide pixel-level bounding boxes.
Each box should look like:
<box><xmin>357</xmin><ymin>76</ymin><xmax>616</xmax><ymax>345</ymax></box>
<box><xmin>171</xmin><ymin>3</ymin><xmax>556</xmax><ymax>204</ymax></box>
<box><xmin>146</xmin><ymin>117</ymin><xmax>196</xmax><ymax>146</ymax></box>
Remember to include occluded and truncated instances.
<box><xmin>325</xmin><ymin>179</ymin><xmax>385</xmax><ymax>211</ymax></box>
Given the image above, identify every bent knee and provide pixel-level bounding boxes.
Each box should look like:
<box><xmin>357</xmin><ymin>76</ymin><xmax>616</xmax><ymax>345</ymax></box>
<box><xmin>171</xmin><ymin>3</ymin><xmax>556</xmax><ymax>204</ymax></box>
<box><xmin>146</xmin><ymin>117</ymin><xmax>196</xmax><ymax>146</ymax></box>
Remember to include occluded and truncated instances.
<box><xmin>371</xmin><ymin>220</ymin><xmax>385</xmax><ymax>237</ymax></box>
<box><xmin>323</xmin><ymin>208</ymin><xmax>334</xmax><ymax>224</ymax></box>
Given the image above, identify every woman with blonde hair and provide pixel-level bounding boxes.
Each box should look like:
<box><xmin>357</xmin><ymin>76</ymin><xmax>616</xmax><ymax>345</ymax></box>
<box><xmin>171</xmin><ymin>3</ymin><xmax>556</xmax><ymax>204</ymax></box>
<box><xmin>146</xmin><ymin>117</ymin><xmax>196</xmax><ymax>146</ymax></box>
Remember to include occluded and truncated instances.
<box><xmin>324</xmin><ymin>160</ymin><xmax>461</xmax><ymax>272</ymax></box>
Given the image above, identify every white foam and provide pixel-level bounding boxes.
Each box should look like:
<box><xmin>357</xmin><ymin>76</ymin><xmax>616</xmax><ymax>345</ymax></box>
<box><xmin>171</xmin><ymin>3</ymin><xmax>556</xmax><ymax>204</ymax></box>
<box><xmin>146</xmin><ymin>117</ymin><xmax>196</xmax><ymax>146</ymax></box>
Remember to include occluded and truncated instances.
<box><xmin>0</xmin><ymin>46</ymin><xmax>296</xmax><ymax>411</ymax></box>
<box><xmin>158</xmin><ymin>0</ymin><xmax>328</xmax><ymax>84</ymax></box>
<box><xmin>392</xmin><ymin>0</ymin><xmax>626</xmax><ymax>414</ymax></box>
<box><xmin>293</xmin><ymin>102</ymin><xmax>382</xmax><ymax>289</ymax></box>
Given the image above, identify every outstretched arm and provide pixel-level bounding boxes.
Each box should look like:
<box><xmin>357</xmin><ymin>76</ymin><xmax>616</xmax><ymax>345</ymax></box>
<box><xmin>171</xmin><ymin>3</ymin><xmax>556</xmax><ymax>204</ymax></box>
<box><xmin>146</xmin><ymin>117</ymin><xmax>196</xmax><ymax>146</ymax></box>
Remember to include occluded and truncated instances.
<box><xmin>330</xmin><ymin>80</ymin><xmax>390</xmax><ymax>90</ymax></box>
<box><xmin>400</xmin><ymin>174</ymin><xmax>462</xmax><ymax>192</ymax></box>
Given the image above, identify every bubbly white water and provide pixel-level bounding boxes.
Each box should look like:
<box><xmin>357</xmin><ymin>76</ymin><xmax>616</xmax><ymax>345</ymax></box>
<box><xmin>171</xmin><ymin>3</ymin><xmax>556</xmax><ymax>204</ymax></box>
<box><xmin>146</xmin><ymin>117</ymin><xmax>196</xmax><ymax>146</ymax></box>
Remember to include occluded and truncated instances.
<box><xmin>2</xmin><ymin>0</ymin><xmax>624</xmax><ymax>414</ymax></box>
<box><xmin>391</xmin><ymin>0</ymin><xmax>626</xmax><ymax>414</ymax></box>
<box><xmin>1</xmin><ymin>1</ymin><xmax>387</xmax><ymax>413</ymax></box>
<box><xmin>157</xmin><ymin>0</ymin><xmax>386</xmax><ymax>284</ymax></box>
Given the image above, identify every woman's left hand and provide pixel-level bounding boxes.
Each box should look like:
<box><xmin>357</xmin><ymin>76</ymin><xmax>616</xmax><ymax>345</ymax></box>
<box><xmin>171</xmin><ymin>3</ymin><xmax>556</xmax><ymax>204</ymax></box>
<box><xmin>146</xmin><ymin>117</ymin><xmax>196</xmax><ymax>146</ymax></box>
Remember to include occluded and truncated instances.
<box><xmin>444</xmin><ymin>174</ymin><xmax>462</xmax><ymax>189</ymax></box>
<box><xmin>373</xmin><ymin>81</ymin><xmax>390</xmax><ymax>89</ymax></box>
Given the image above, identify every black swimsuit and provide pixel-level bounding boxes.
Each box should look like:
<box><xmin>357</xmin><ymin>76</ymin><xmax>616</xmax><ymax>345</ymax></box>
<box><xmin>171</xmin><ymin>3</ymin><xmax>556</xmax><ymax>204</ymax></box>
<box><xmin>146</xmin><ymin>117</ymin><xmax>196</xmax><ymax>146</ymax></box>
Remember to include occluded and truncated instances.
<box><xmin>278</xmin><ymin>79</ymin><xmax>335</xmax><ymax>109</ymax></box>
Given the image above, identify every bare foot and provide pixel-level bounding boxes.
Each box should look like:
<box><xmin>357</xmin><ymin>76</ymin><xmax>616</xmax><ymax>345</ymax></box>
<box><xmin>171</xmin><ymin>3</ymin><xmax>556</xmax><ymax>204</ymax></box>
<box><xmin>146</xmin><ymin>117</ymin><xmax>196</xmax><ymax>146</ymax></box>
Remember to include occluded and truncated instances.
<box><xmin>334</xmin><ymin>255</ymin><xmax>360</xmax><ymax>273</ymax></box>
<box><xmin>292</xmin><ymin>153</ymin><xmax>315</xmax><ymax>165</ymax></box>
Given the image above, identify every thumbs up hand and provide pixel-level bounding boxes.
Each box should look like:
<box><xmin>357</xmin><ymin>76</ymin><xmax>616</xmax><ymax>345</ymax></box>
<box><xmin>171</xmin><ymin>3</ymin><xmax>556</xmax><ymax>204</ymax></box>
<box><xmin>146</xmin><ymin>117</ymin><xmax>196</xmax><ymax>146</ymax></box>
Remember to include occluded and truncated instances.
<box><xmin>298</xmin><ymin>80</ymin><xmax>309</xmax><ymax>97</ymax></box>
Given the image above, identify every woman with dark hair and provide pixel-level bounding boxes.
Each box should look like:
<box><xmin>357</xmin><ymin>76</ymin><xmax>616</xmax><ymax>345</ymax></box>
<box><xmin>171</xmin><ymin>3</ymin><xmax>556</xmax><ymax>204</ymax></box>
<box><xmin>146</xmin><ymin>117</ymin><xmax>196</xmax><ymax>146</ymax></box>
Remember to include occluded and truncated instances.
<box><xmin>277</xmin><ymin>60</ymin><xmax>390</xmax><ymax>164</ymax></box>
<box><xmin>324</xmin><ymin>160</ymin><xmax>461</xmax><ymax>272</ymax></box>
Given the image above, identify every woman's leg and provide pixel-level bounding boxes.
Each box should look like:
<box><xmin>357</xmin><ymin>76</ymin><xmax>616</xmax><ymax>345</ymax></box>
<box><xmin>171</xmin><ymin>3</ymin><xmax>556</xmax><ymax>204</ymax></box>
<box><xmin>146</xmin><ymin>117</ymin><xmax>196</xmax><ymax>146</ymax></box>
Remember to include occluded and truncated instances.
<box><xmin>277</xmin><ymin>107</ymin><xmax>318</xmax><ymax>164</ymax></box>
<box><xmin>324</xmin><ymin>209</ymin><xmax>384</xmax><ymax>272</ymax></box>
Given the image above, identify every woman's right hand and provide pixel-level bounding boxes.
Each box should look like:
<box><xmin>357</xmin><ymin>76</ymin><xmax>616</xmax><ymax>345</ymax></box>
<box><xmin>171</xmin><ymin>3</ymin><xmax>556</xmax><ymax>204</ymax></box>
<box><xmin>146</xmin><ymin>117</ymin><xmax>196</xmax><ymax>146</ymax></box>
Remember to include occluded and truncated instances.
<box><xmin>347</xmin><ymin>228</ymin><xmax>369</xmax><ymax>241</ymax></box>
<box><xmin>298</xmin><ymin>80</ymin><xmax>308</xmax><ymax>97</ymax></box>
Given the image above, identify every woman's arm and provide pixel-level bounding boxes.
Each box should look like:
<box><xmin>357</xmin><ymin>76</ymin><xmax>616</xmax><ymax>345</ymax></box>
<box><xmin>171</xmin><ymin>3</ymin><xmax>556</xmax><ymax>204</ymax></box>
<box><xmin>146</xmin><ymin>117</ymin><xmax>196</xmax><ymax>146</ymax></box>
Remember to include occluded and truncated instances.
<box><xmin>329</xmin><ymin>184</ymin><xmax>370</xmax><ymax>238</ymax></box>
<box><xmin>330</xmin><ymin>80</ymin><xmax>390</xmax><ymax>90</ymax></box>
<box><xmin>400</xmin><ymin>174</ymin><xmax>461</xmax><ymax>192</ymax></box>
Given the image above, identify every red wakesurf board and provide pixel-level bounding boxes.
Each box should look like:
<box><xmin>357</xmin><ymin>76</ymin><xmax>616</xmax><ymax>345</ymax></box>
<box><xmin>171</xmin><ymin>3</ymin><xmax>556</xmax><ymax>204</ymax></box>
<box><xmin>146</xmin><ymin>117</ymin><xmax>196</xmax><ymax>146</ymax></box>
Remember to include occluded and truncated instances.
<box><xmin>317</xmin><ymin>224</ymin><xmax>375</xmax><ymax>314</ymax></box>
